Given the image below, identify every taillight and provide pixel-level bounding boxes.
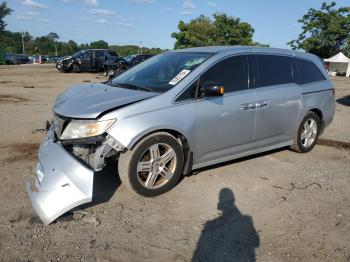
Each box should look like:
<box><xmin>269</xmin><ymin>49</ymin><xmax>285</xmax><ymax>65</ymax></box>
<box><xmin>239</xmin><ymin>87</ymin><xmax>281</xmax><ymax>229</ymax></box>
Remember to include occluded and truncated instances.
<box><xmin>332</xmin><ymin>89</ymin><xmax>335</xmax><ymax>96</ymax></box>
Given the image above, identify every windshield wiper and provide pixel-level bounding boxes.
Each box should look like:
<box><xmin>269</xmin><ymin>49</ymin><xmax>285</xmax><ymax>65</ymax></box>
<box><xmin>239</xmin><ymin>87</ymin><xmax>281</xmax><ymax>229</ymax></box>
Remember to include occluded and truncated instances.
<box><xmin>110</xmin><ymin>82</ymin><xmax>156</xmax><ymax>92</ymax></box>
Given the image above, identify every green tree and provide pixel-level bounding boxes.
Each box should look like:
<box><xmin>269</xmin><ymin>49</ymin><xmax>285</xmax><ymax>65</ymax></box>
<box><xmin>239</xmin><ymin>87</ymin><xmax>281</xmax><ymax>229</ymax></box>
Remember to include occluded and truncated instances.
<box><xmin>66</xmin><ymin>40</ymin><xmax>78</xmax><ymax>54</ymax></box>
<box><xmin>212</xmin><ymin>13</ymin><xmax>254</xmax><ymax>46</ymax></box>
<box><xmin>79</xmin><ymin>43</ymin><xmax>90</xmax><ymax>50</ymax></box>
<box><xmin>47</xmin><ymin>32</ymin><xmax>59</xmax><ymax>42</ymax></box>
<box><xmin>288</xmin><ymin>2</ymin><xmax>350</xmax><ymax>58</ymax></box>
<box><xmin>0</xmin><ymin>1</ymin><xmax>12</xmax><ymax>32</ymax></box>
<box><xmin>109</xmin><ymin>45</ymin><xmax>164</xmax><ymax>57</ymax></box>
<box><xmin>0</xmin><ymin>31</ymin><xmax>27</xmax><ymax>53</ymax></box>
<box><xmin>172</xmin><ymin>15</ymin><xmax>215</xmax><ymax>49</ymax></box>
<box><xmin>33</xmin><ymin>33</ymin><xmax>60</xmax><ymax>55</ymax></box>
<box><xmin>90</xmin><ymin>40</ymin><xmax>108</xmax><ymax>49</ymax></box>
<box><xmin>171</xmin><ymin>13</ymin><xmax>265</xmax><ymax>49</ymax></box>
<box><xmin>343</xmin><ymin>38</ymin><xmax>350</xmax><ymax>57</ymax></box>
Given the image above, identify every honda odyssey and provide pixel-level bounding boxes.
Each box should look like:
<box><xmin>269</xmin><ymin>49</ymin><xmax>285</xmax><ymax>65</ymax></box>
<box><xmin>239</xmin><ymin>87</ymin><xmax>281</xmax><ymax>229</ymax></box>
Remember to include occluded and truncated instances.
<box><xmin>26</xmin><ymin>46</ymin><xmax>335</xmax><ymax>224</ymax></box>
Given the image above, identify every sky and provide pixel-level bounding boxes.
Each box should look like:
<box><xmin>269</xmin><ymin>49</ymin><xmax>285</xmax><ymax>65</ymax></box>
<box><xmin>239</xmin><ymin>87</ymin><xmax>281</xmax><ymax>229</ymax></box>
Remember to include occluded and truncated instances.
<box><xmin>5</xmin><ymin>0</ymin><xmax>350</xmax><ymax>50</ymax></box>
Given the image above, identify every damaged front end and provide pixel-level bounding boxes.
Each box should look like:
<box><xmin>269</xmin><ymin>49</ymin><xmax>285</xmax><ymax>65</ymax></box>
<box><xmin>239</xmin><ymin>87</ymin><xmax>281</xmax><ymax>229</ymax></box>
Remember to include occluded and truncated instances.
<box><xmin>26</xmin><ymin>114</ymin><xmax>124</xmax><ymax>225</ymax></box>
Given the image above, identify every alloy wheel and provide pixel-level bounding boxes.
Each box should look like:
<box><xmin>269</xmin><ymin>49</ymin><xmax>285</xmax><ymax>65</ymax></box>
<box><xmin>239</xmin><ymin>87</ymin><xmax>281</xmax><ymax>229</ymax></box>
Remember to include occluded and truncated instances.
<box><xmin>136</xmin><ymin>143</ymin><xmax>177</xmax><ymax>189</ymax></box>
<box><xmin>301</xmin><ymin>118</ymin><xmax>318</xmax><ymax>148</ymax></box>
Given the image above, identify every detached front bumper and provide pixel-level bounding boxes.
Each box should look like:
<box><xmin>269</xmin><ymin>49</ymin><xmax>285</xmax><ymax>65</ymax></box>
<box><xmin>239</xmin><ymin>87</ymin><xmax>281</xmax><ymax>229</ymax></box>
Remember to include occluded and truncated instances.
<box><xmin>26</xmin><ymin>128</ymin><xmax>94</xmax><ymax>225</ymax></box>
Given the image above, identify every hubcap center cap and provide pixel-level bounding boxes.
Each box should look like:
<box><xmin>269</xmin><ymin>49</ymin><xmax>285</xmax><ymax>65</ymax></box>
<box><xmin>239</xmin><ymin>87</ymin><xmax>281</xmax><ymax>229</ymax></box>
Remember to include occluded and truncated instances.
<box><xmin>152</xmin><ymin>160</ymin><xmax>164</xmax><ymax>174</ymax></box>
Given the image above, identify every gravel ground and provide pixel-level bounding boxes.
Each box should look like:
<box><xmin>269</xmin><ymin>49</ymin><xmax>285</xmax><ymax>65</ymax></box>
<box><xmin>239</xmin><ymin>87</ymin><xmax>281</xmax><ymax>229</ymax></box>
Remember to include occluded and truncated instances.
<box><xmin>0</xmin><ymin>64</ymin><xmax>349</xmax><ymax>262</ymax></box>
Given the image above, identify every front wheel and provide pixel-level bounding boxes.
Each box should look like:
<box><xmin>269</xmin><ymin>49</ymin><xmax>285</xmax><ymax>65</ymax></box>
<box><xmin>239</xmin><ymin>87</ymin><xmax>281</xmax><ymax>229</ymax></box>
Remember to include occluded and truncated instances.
<box><xmin>72</xmin><ymin>63</ymin><xmax>80</xmax><ymax>73</ymax></box>
<box><xmin>290</xmin><ymin>111</ymin><xmax>321</xmax><ymax>153</ymax></box>
<box><xmin>118</xmin><ymin>132</ymin><xmax>184</xmax><ymax>197</ymax></box>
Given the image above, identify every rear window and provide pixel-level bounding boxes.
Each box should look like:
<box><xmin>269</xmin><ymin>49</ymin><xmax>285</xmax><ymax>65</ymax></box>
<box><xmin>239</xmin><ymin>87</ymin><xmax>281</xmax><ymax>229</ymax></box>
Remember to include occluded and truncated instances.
<box><xmin>254</xmin><ymin>55</ymin><xmax>293</xmax><ymax>88</ymax></box>
<box><xmin>295</xmin><ymin>58</ymin><xmax>325</xmax><ymax>85</ymax></box>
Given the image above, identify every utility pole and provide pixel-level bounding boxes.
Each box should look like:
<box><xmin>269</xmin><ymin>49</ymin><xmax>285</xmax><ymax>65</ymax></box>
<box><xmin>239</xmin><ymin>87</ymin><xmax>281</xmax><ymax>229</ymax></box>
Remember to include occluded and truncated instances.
<box><xmin>21</xmin><ymin>32</ymin><xmax>25</xmax><ymax>54</ymax></box>
<box><xmin>54</xmin><ymin>45</ymin><xmax>58</xmax><ymax>56</ymax></box>
<box><xmin>140</xmin><ymin>41</ymin><xmax>143</xmax><ymax>55</ymax></box>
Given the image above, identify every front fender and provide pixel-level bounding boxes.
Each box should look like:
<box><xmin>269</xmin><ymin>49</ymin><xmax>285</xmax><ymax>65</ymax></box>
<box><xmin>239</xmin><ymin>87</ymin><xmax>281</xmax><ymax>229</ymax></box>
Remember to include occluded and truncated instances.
<box><xmin>106</xmin><ymin>103</ymin><xmax>195</xmax><ymax>150</ymax></box>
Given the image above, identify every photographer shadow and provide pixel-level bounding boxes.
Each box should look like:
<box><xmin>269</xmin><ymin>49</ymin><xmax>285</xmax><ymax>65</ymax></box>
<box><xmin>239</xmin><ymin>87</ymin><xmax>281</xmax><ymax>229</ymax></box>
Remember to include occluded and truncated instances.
<box><xmin>192</xmin><ymin>188</ymin><xmax>260</xmax><ymax>262</ymax></box>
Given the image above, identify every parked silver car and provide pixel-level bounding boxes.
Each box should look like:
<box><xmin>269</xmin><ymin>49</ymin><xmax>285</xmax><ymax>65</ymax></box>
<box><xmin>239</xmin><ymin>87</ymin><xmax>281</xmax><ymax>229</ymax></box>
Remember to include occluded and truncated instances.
<box><xmin>26</xmin><ymin>46</ymin><xmax>335</xmax><ymax>224</ymax></box>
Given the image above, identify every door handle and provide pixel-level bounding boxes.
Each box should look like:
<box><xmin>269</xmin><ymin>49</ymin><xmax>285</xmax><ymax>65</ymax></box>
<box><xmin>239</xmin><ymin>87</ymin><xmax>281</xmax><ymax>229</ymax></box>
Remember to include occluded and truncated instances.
<box><xmin>256</xmin><ymin>101</ymin><xmax>269</xmax><ymax>109</ymax></box>
<box><xmin>240</xmin><ymin>103</ymin><xmax>256</xmax><ymax>110</ymax></box>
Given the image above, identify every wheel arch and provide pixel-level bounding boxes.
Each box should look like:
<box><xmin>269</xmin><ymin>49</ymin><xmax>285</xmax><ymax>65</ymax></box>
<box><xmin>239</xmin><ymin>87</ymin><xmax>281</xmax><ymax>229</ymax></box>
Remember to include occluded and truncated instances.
<box><xmin>127</xmin><ymin>128</ymin><xmax>193</xmax><ymax>175</ymax></box>
<box><xmin>309</xmin><ymin>108</ymin><xmax>325</xmax><ymax>134</ymax></box>
<box><xmin>129</xmin><ymin>128</ymin><xmax>190</xmax><ymax>151</ymax></box>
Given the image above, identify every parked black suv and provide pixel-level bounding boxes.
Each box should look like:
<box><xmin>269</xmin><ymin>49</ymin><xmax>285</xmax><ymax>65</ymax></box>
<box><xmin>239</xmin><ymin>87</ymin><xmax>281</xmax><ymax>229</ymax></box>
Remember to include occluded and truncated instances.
<box><xmin>5</xmin><ymin>53</ymin><xmax>30</xmax><ymax>64</ymax></box>
<box><xmin>56</xmin><ymin>49</ymin><xmax>118</xmax><ymax>73</ymax></box>
<box><xmin>104</xmin><ymin>54</ymin><xmax>154</xmax><ymax>79</ymax></box>
<box><xmin>124</xmin><ymin>54</ymin><xmax>153</xmax><ymax>66</ymax></box>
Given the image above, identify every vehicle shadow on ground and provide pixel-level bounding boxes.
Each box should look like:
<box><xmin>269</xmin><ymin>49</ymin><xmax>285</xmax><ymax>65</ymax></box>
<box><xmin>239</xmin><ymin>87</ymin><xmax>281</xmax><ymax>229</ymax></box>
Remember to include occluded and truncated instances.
<box><xmin>192</xmin><ymin>188</ymin><xmax>260</xmax><ymax>262</ymax></box>
<box><xmin>56</xmin><ymin>158</ymin><xmax>120</xmax><ymax>222</ymax></box>
<box><xmin>336</xmin><ymin>95</ymin><xmax>350</xmax><ymax>106</ymax></box>
<box><xmin>82</xmin><ymin>158</ymin><xmax>121</xmax><ymax>209</ymax></box>
<box><xmin>93</xmin><ymin>158</ymin><xmax>121</xmax><ymax>204</ymax></box>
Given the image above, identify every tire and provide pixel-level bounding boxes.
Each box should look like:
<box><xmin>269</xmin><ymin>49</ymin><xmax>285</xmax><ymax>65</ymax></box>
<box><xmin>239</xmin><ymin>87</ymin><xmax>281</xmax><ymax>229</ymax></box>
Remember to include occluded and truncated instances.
<box><xmin>118</xmin><ymin>132</ymin><xmax>184</xmax><ymax>197</ymax></box>
<box><xmin>290</xmin><ymin>111</ymin><xmax>321</xmax><ymax>153</ymax></box>
<box><xmin>72</xmin><ymin>63</ymin><xmax>80</xmax><ymax>73</ymax></box>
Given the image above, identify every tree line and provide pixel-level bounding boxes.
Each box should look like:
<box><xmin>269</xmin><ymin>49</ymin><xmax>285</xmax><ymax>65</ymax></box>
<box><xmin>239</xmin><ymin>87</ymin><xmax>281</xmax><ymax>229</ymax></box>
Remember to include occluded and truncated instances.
<box><xmin>0</xmin><ymin>30</ymin><xmax>164</xmax><ymax>57</ymax></box>
<box><xmin>1</xmin><ymin>1</ymin><xmax>349</xmax><ymax>58</ymax></box>
<box><xmin>171</xmin><ymin>2</ymin><xmax>350</xmax><ymax>58</ymax></box>
<box><xmin>0</xmin><ymin>2</ymin><xmax>164</xmax><ymax>56</ymax></box>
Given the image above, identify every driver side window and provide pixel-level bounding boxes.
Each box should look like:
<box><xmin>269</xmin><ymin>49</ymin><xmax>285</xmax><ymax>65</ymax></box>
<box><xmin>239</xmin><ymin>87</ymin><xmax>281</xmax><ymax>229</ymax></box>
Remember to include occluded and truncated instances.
<box><xmin>81</xmin><ymin>51</ymin><xmax>91</xmax><ymax>59</ymax></box>
<box><xmin>176</xmin><ymin>55</ymin><xmax>249</xmax><ymax>102</ymax></box>
<box><xmin>200</xmin><ymin>55</ymin><xmax>249</xmax><ymax>93</ymax></box>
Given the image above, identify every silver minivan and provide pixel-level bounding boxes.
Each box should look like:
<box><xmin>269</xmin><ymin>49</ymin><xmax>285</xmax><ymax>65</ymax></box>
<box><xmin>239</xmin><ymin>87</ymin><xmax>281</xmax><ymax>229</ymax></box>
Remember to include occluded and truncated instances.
<box><xmin>26</xmin><ymin>46</ymin><xmax>335</xmax><ymax>224</ymax></box>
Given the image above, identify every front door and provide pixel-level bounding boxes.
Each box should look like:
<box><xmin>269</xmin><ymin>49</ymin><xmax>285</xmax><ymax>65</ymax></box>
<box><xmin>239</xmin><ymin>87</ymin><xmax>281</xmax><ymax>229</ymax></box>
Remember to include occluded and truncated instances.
<box><xmin>80</xmin><ymin>51</ymin><xmax>92</xmax><ymax>71</ymax></box>
<box><xmin>194</xmin><ymin>55</ymin><xmax>257</xmax><ymax>166</ymax></box>
<box><xmin>94</xmin><ymin>50</ymin><xmax>105</xmax><ymax>71</ymax></box>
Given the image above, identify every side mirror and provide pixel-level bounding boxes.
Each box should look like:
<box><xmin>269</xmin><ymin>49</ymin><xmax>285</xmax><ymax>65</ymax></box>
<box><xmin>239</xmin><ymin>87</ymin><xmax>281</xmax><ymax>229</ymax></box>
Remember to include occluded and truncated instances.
<box><xmin>201</xmin><ymin>84</ymin><xmax>225</xmax><ymax>97</ymax></box>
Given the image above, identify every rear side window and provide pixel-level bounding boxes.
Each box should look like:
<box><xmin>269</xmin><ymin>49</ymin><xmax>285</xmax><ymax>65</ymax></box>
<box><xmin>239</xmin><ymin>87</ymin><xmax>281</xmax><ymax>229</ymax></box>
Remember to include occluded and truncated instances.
<box><xmin>95</xmin><ymin>51</ymin><xmax>105</xmax><ymax>58</ymax></box>
<box><xmin>108</xmin><ymin>51</ymin><xmax>118</xmax><ymax>56</ymax></box>
<box><xmin>295</xmin><ymin>58</ymin><xmax>325</xmax><ymax>85</ymax></box>
<box><xmin>254</xmin><ymin>55</ymin><xmax>293</xmax><ymax>88</ymax></box>
<box><xmin>200</xmin><ymin>55</ymin><xmax>249</xmax><ymax>93</ymax></box>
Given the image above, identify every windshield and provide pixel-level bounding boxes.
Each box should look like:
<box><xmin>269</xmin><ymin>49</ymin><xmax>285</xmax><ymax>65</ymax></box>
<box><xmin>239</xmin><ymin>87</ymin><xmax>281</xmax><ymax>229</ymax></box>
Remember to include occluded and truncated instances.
<box><xmin>110</xmin><ymin>52</ymin><xmax>212</xmax><ymax>93</ymax></box>
<box><xmin>72</xmin><ymin>51</ymin><xmax>83</xmax><ymax>58</ymax></box>
<box><xmin>124</xmin><ymin>54</ymin><xmax>137</xmax><ymax>62</ymax></box>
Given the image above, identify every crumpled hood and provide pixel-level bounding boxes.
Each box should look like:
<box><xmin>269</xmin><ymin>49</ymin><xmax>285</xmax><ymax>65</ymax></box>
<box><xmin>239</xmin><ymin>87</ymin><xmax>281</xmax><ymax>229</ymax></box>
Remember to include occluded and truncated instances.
<box><xmin>53</xmin><ymin>83</ymin><xmax>158</xmax><ymax>119</ymax></box>
<box><xmin>57</xmin><ymin>56</ymin><xmax>72</xmax><ymax>63</ymax></box>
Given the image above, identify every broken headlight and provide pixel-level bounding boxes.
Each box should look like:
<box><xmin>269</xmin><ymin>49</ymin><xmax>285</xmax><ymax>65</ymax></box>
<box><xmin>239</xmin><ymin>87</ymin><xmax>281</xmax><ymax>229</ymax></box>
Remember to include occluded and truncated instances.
<box><xmin>60</xmin><ymin>119</ymin><xmax>116</xmax><ymax>140</ymax></box>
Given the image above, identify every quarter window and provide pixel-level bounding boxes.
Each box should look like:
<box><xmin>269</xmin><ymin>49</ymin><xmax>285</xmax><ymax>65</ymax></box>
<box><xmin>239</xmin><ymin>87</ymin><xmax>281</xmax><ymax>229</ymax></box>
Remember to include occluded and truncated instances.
<box><xmin>254</xmin><ymin>55</ymin><xmax>293</xmax><ymax>88</ymax></box>
<box><xmin>200</xmin><ymin>55</ymin><xmax>249</xmax><ymax>93</ymax></box>
<box><xmin>176</xmin><ymin>81</ymin><xmax>197</xmax><ymax>101</ymax></box>
<box><xmin>295</xmin><ymin>58</ymin><xmax>325</xmax><ymax>84</ymax></box>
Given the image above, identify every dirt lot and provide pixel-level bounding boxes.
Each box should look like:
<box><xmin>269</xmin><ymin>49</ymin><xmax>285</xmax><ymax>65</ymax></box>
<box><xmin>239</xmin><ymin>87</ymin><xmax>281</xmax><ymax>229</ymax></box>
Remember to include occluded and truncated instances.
<box><xmin>0</xmin><ymin>64</ymin><xmax>349</xmax><ymax>262</ymax></box>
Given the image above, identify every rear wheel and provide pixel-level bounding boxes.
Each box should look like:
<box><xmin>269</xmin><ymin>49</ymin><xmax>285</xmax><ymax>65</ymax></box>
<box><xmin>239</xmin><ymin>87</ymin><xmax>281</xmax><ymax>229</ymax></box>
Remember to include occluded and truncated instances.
<box><xmin>118</xmin><ymin>132</ymin><xmax>184</xmax><ymax>197</ymax></box>
<box><xmin>290</xmin><ymin>111</ymin><xmax>321</xmax><ymax>153</ymax></box>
